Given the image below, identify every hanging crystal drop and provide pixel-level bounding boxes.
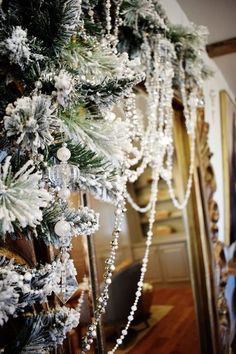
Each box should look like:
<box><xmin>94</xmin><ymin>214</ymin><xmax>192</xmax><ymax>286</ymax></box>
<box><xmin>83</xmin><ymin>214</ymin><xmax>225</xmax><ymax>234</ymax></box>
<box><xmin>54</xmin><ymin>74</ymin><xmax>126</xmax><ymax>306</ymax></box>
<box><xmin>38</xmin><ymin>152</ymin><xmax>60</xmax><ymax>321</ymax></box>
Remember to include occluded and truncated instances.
<box><xmin>48</xmin><ymin>163</ymin><xmax>79</xmax><ymax>188</ymax></box>
<box><xmin>55</xmin><ymin>251</ymin><xmax>79</xmax><ymax>304</ymax></box>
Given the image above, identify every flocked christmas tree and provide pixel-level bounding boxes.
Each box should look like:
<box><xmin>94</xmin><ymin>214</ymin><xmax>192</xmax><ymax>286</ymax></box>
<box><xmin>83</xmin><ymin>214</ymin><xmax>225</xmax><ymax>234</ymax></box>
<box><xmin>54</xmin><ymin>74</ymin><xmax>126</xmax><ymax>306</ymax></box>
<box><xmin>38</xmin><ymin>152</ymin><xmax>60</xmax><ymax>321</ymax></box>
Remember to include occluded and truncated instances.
<box><xmin>0</xmin><ymin>0</ymin><xmax>210</xmax><ymax>353</ymax></box>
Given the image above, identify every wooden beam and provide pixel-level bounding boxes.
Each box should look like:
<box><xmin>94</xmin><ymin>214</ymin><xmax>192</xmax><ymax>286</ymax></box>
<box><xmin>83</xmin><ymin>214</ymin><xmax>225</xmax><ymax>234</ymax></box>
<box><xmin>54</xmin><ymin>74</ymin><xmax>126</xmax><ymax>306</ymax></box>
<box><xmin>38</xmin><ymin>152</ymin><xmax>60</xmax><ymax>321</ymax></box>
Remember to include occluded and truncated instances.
<box><xmin>206</xmin><ymin>37</ymin><xmax>236</xmax><ymax>58</ymax></box>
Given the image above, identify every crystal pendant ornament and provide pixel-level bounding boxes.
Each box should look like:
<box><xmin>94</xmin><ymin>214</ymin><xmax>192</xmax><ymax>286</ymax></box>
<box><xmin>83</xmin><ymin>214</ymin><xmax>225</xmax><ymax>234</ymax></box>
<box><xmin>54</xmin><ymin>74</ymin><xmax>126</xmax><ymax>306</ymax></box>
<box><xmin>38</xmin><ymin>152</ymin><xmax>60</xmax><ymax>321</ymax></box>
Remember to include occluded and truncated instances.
<box><xmin>54</xmin><ymin>251</ymin><xmax>79</xmax><ymax>304</ymax></box>
<box><xmin>49</xmin><ymin>163</ymin><xmax>79</xmax><ymax>188</ymax></box>
<box><xmin>48</xmin><ymin>144</ymin><xmax>79</xmax><ymax>199</ymax></box>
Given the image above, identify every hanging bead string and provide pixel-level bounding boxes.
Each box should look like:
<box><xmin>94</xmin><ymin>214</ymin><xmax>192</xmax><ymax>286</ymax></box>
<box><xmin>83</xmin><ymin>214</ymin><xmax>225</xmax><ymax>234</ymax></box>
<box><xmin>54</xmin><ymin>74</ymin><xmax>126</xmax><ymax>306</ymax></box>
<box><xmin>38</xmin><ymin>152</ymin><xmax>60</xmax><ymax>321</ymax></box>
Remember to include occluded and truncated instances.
<box><xmin>124</xmin><ymin>93</ymin><xmax>144</xmax><ymax>147</ymax></box>
<box><xmin>113</xmin><ymin>0</ymin><xmax>123</xmax><ymax>47</ymax></box>
<box><xmin>126</xmin><ymin>189</ymin><xmax>152</xmax><ymax>213</ymax></box>
<box><xmin>81</xmin><ymin>167</ymin><xmax>128</xmax><ymax>353</ymax></box>
<box><xmin>77</xmin><ymin>289</ymin><xmax>85</xmax><ymax>317</ymax></box>
<box><xmin>105</xmin><ymin>0</ymin><xmax>112</xmax><ymax>40</ymax></box>
<box><xmin>109</xmin><ymin>41</ymin><xmax>177</xmax><ymax>351</ymax></box>
<box><xmin>123</xmin><ymin>105</ymin><xmax>144</xmax><ymax>167</ymax></box>
<box><xmin>109</xmin><ymin>164</ymin><xmax>160</xmax><ymax>353</ymax></box>
<box><xmin>126</xmin><ymin>37</ymin><xmax>175</xmax><ymax>213</ymax></box>
<box><xmin>179</xmin><ymin>59</ymin><xmax>198</xmax><ymax>135</ymax></box>
<box><xmin>165</xmin><ymin>131</ymin><xmax>196</xmax><ymax>210</ymax></box>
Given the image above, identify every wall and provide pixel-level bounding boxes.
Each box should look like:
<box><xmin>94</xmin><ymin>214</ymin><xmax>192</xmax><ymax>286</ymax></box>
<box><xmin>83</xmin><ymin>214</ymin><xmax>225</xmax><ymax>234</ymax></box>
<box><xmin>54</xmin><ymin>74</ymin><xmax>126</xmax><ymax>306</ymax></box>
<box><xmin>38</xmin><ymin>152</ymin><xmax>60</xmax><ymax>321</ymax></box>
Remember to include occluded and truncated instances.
<box><xmin>159</xmin><ymin>0</ymin><xmax>235</xmax><ymax>241</ymax></box>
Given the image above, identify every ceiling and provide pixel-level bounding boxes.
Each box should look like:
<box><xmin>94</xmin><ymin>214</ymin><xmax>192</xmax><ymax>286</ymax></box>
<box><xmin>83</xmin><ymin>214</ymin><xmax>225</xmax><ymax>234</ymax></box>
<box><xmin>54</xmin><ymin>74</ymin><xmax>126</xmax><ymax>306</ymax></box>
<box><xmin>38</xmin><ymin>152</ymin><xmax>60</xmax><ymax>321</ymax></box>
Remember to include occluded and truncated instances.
<box><xmin>178</xmin><ymin>0</ymin><xmax>236</xmax><ymax>97</ymax></box>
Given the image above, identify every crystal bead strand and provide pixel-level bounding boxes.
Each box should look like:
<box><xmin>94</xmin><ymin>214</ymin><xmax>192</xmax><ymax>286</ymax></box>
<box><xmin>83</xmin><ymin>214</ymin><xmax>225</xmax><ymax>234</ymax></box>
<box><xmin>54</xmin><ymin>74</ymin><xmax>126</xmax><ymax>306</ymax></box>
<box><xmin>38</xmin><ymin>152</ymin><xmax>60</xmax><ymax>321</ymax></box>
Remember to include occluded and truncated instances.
<box><xmin>113</xmin><ymin>0</ymin><xmax>123</xmax><ymax>47</ymax></box>
<box><xmin>179</xmin><ymin>60</ymin><xmax>198</xmax><ymax>135</ymax></box>
<box><xmin>109</xmin><ymin>164</ymin><xmax>160</xmax><ymax>353</ymax></box>
<box><xmin>105</xmin><ymin>0</ymin><xmax>112</xmax><ymax>40</ymax></box>
<box><xmin>126</xmin><ymin>39</ymin><xmax>175</xmax><ymax>213</ymax></box>
<box><xmin>124</xmin><ymin>93</ymin><xmax>144</xmax><ymax>147</ymax></box>
<box><xmin>125</xmin><ymin>49</ymin><xmax>160</xmax><ymax>209</ymax></box>
<box><xmin>81</xmin><ymin>168</ymin><xmax>128</xmax><ymax>353</ymax></box>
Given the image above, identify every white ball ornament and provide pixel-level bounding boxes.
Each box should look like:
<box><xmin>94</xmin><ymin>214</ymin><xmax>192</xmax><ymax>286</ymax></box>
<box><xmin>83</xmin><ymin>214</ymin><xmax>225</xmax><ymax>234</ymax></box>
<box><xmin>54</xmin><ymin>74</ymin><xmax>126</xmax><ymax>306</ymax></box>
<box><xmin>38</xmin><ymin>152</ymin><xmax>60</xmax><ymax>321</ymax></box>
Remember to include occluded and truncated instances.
<box><xmin>54</xmin><ymin>219</ymin><xmax>71</xmax><ymax>237</ymax></box>
<box><xmin>24</xmin><ymin>272</ymin><xmax>32</xmax><ymax>282</ymax></box>
<box><xmin>58</xmin><ymin>187</ymin><xmax>71</xmax><ymax>200</ymax></box>
<box><xmin>57</xmin><ymin>146</ymin><xmax>71</xmax><ymax>162</ymax></box>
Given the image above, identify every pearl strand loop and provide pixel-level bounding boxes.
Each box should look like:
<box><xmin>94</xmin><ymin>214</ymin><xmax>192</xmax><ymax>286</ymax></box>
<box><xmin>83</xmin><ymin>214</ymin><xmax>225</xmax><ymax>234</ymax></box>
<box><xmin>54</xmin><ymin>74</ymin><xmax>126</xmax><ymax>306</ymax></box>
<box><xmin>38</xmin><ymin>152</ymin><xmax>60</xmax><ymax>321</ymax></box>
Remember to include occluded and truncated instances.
<box><xmin>126</xmin><ymin>179</ymin><xmax>154</xmax><ymax>213</ymax></box>
<box><xmin>166</xmin><ymin>131</ymin><xmax>196</xmax><ymax>210</ymax></box>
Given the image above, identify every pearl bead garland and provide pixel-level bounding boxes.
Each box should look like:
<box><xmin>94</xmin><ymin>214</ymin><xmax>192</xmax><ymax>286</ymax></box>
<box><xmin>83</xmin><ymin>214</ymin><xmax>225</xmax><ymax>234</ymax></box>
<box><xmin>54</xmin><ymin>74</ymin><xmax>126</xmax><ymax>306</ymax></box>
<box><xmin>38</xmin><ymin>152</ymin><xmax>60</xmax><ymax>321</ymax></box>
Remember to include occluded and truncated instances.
<box><xmin>165</xmin><ymin>132</ymin><xmax>196</xmax><ymax>210</ymax></box>
<box><xmin>105</xmin><ymin>0</ymin><xmax>112</xmax><ymax>40</ymax></box>
<box><xmin>107</xmin><ymin>36</ymin><xmax>200</xmax><ymax>353</ymax></box>
<box><xmin>81</xmin><ymin>169</ymin><xmax>128</xmax><ymax>353</ymax></box>
<box><xmin>110</xmin><ymin>164</ymin><xmax>160</xmax><ymax>353</ymax></box>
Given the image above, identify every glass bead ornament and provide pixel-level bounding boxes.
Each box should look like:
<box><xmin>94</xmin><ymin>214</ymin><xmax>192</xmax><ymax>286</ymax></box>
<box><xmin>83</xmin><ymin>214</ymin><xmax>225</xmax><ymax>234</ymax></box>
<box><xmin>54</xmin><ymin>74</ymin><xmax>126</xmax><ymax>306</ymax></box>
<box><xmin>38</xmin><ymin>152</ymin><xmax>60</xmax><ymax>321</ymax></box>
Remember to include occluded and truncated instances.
<box><xmin>49</xmin><ymin>163</ymin><xmax>79</xmax><ymax>188</ymax></box>
<box><xmin>57</xmin><ymin>145</ymin><xmax>71</xmax><ymax>162</ymax></box>
<box><xmin>54</xmin><ymin>218</ymin><xmax>79</xmax><ymax>303</ymax></box>
<box><xmin>54</xmin><ymin>251</ymin><xmax>79</xmax><ymax>304</ymax></box>
<box><xmin>48</xmin><ymin>144</ymin><xmax>79</xmax><ymax>199</ymax></box>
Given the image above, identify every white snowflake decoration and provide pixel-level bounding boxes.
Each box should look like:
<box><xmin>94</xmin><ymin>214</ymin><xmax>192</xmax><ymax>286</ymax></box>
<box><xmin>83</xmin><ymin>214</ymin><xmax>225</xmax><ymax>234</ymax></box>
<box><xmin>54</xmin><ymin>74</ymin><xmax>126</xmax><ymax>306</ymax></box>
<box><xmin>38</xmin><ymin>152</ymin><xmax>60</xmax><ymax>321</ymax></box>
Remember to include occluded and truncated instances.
<box><xmin>0</xmin><ymin>157</ymin><xmax>51</xmax><ymax>235</ymax></box>
<box><xmin>4</xmin><ymin>95</ymin><xmax>59</xmax><ymax>152</ymax></box>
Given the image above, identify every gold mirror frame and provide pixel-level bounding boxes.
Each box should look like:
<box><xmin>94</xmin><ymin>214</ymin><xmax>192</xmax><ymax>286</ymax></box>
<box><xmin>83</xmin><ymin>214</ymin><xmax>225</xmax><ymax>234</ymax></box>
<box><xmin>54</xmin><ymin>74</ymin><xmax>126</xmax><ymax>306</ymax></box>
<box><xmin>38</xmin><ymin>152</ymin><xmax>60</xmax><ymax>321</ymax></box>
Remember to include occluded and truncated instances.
<box><xmin>173</xmin><ymin>100</ymin><xmax>230</xmax><ymax>354</ymax></box>
<box><xmin>220</xmin><ymin>90</ymin><xmax>236</xmax><ymax>246</ymax></box>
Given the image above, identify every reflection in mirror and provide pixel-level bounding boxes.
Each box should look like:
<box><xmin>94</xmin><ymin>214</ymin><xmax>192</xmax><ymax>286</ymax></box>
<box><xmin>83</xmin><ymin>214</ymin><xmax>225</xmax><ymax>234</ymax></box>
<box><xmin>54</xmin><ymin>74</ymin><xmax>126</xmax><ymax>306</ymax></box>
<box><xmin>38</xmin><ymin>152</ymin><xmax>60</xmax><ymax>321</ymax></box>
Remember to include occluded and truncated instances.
<box><xmin>79</xmin><ymin>93</ymin><xmax>202</xmax><ymax>354</ymax></box>
<box><xmin>73</xmin><ymin>94</ymin><xmax>231</xmax><ymax>354</ymax></box>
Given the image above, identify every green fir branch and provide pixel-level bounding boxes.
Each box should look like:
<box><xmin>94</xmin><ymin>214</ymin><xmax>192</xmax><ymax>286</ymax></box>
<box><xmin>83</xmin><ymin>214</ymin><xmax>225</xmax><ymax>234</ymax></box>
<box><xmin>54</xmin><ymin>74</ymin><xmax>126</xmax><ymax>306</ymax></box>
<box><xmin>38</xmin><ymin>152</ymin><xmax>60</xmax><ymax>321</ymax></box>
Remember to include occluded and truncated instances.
<box><xmin>5</xmin><ymin>0</ymin><xmax>81</xmax><ymax>55</ymax></box>
<box><xmin>79</xmin><ymin>77</ymin><xmax>138</xmax><ymax>108</ymax></box>
<box><xmin>3</xmin><ymin>306</ymin><xmax>80</xmax><ymax>354</ymax></box>
<box><xmin>61</xmin><ymin>36</ymin><xmax>122</xmax><ymax>81</ymax></box>
<box><xmin>47</xmin><ymin>139</ymin><xmax>109</xmax><ymax>172</ymax></box>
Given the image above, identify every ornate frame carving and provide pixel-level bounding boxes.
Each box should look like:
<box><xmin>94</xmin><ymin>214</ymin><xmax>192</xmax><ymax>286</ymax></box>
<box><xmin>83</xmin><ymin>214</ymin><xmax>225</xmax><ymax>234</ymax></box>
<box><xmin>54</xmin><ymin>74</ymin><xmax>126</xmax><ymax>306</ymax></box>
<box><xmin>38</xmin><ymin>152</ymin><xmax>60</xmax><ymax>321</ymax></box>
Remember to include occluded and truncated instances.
<box><xmin>195</xmin><ymin>108</ymin><xmax>230</xmax><ymax>354</ymax></box>
<box><xmin>173</xmin><ymin>100</ymin><xmax>230</xmax><ymax>354</ymax></box>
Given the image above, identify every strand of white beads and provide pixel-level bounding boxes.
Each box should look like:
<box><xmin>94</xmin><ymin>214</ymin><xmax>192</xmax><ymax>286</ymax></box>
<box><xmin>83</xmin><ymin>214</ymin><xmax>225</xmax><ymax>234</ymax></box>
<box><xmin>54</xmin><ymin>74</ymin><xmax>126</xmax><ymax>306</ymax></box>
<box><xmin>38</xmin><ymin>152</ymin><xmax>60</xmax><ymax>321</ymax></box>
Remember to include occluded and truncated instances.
<box><xmin>109</xmin><ymin>164</ymin><xmax>160</xmax><ymax>353</ymax></box>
